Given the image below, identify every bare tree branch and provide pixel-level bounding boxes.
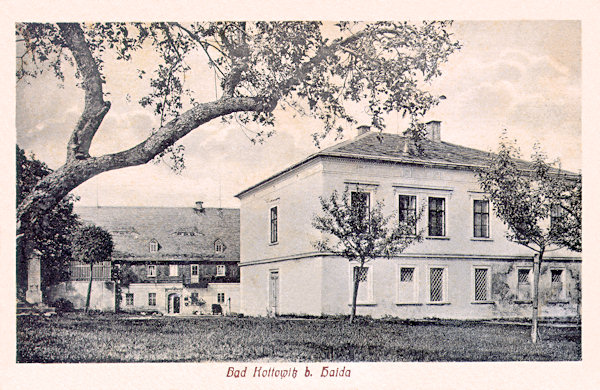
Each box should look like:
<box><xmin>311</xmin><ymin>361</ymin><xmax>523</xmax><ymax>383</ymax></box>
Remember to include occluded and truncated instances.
<box><xmin>57</xmin><ymin>23</ymin><xmax>111</xmax><ymax>162</ymax></box>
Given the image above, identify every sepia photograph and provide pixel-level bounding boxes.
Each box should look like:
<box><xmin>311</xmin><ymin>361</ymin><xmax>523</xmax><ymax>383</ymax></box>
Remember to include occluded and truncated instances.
<box><xmin>7</xmin><ymin>3</ymin><xmax>598</xmax><ymax>388</ymax></box>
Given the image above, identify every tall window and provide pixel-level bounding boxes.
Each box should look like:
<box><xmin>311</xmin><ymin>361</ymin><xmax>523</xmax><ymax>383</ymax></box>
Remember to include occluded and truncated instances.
<box><xmin>217</xmin><ymin>292</ymin><xmax>225</xmax><ymax>304</ymax></box>
<box><xmin>399</xmin><ymin>195</ymin><xmax>417</xmax><ymax>235</ymax></box>
<box><xmin>191</xmin><ymin>264</ymin><xmax>199</xmax><ymax>276</ymax></box>
<box><xmin>429</xmin><ymin>267</ymin><xmax>445</xmax><ymax>302</ymax></box>
<box><xmin>149</xmin><ymin>239</ymin><xmax>159</xmax><ymax>253</ymax></box>
<box><xmin>169</xmin><ymin>264</ymin><xmax>178</xmax><ymax>277</ymax></box>
<box><xmin>428</xmin><ymin>197</ymin><xmax>445</xmax><ymax>236</ymax></box>
<box><xmin>125</xmin><ymin>293</ymin><xmax>134</xmax><ymax>306</ymax></box>
<box><xmin>473</xmin><ymin>200</ymin><xmax>489</xmax><ymax>238</ymax></box>
<box><xmin>517</xmin><ymin>268</ymin><xmax>532</xmax><ymax>301</ymax></box>
<box><xmin>351</xmin><ymin>265</ymin><xmax>372</xmax><ymax>303</ymax></box>
<box><xmin>216</xmin><ymin>264</ymin><xmax>226</xmax><ymax>277</ymax></box>
<box><xmin>147</xmin><ymin>265</ymin><xmax>157</xmax><ymax>277</ymax></box>
<box><xmin>473</xmin><ymin>267</ymin><xmax>490</xmax><ymax>301</ymax></box>
<box><xmin>214</xmin><ymin>239</ymin><xmax>225</xmax><ymax>253</ymax></box>
<box><xmin>148</xmin><ymin>292</ymin><xmax>156</xmax><ymax>306</ymax></box>
<box><xmin>550</xmin><ymin>269</ymin><xmax>565</xmax><ymax>300</ymax></box>
<box><xmin>550</xmin><ymin>204</ymin><xmax>563</xmax><ymax>229</ymax></box>
<box><xmin>270</xmin><ymin>206</ymin><xmax>278</xmax><ymax>243</ymax></box>
<box><xmin>398</xmin><ymin>266</ymin><xmax>418</xmax><ymax>303</ymax></box>
<box><xmin>351</xmin><ymin>191</ymin><xmax>370</xmax><ymax>233</ymax></box>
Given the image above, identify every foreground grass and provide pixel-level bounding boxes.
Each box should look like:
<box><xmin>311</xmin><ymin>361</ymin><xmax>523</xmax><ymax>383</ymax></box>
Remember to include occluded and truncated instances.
<box><xmin>17</xmin><ymin>314</ymin><xmax>581</xmax><ymax>362</ymax></box>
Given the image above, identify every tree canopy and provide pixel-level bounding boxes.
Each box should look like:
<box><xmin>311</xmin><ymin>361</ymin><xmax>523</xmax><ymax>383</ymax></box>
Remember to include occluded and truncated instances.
<box><xmin>312</xmin><ymin>188</ymin><xmax>422</xmax><ymax>322</ymax></box>
<box><xmin>16</xmin><ymin>146</ymin><xmax>80</xmax><ymax>297</ymax></box>
<box><xmin>16</xmin><ymin>21</ymin><xmax>460</xmax><ymax>234</ymax></box>
<box><xmin>478</xmin><ymin>138</ymin><xmax>581</xmax><ymax>254</ymax></box>
<box><xmin>477</xmin><ymin>137</ymin><xmax>581</xmax><ymax>342</ymax></box>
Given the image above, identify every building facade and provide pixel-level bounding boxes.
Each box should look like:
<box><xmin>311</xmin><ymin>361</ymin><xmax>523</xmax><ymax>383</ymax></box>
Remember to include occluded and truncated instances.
<box><xmin>236</xmin><ymin>122</ymin><xmax>581</xmax><ymax>319</ymax></box>
<box><xmin>48</xmin><ymin>203</ymin><xmax>241</xmax><ymax>315</ymax></box>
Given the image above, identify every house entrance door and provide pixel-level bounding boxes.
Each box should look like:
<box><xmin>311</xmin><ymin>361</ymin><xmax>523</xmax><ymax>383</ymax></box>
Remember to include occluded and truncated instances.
<box><xmin>269</xmin><ymin>270</ymin><xmax>279</xmax><ymax>316</ymax></box>
<box><xmin>168</xmin><ymin>293</ymin><xmax>181</xmax><ymax>314</ymax></box>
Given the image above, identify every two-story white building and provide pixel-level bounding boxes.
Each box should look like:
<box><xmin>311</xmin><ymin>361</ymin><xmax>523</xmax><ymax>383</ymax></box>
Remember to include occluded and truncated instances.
<box><xmin>235</xmin><ymin>122</ymin><xmax>581</xmax><ymax>320</ymax></box>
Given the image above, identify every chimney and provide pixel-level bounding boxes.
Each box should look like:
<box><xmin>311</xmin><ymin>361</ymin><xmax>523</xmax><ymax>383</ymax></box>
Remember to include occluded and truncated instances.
<box><xmin>357</xmin><ymin>125</ymin><xmax>371</xmax><ymax>137</ymax></box>
<box><xmin>425</xmin><ymin>120</ymin><xmax>441</xmax><ymax>142</ymax></box>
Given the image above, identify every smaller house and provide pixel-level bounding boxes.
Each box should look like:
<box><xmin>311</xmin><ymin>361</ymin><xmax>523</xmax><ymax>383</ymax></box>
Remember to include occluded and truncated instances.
<box><xmin>48</xmin><ymin>202</ymin><xmax>240</xmax><ymax>315</ymax></box>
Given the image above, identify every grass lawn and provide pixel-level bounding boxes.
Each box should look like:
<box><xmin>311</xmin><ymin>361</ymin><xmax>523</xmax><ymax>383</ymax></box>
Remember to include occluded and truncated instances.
<box><xmin>16</xmin><ymin>314</ymin><xmax>581</xmax><ymax>362</ymax></box>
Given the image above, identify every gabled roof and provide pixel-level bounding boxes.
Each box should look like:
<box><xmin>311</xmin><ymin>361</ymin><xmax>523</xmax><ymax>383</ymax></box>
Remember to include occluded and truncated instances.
<box><xmin>75</xmin><ymin>206</ymin><xmax>240</xmax><ymax>262</ymax></box>
<box><xmin>236</xmin><ymin>131</ymin><xmax>560</xmax><ymax>198</ymax></box>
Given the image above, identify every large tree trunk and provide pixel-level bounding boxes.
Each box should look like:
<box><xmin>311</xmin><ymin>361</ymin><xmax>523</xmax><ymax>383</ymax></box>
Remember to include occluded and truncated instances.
<box><xmin>531</xmin><ymin>252</ymin><xmax>543</xmax><ymax>343</ymax></box>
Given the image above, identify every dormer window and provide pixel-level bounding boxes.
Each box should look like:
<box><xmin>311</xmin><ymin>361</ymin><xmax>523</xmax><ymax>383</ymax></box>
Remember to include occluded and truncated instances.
<box><xmin>149</xmin><ymin>239</ymin><xmax>159</xmax><ymax>253</ymax></box>
<box><xmin>214</xmin><ymin>239</ymin><xmax>225</xmax><ymax>253</ymax></box>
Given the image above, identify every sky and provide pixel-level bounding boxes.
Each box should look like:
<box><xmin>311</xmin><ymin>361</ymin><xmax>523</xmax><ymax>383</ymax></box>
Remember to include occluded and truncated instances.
<box><xmin>16</xmin><ymin>21</ymin><xmax>581</xmax><ymax>209</ymax></box>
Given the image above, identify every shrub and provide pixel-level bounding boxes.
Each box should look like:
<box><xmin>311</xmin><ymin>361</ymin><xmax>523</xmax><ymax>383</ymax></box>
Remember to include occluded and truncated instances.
<box><xmin>211</xmin><ymin>304</ymin><xmax>223</xmax><ymax>315</ymax></box>
<box><xmin>52</xmin><ymin>298</ymin><xmax>74</xmax><ymax>313</ymax></box>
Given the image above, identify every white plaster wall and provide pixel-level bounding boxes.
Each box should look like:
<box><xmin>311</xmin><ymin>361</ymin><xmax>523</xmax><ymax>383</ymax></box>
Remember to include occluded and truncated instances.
<box><xmin>48</xmin><ymin>281</ymin><xmax>115</xmax><ymax>311</ymax></box>
<box><xmin>205</xmin><ymin>283</ymin><xmax>241</xmax><ymax>314</ymax></box>
<box><xmin>321</xmin><ymin>255</ymin><xmax>580</xmax><ymax>319</ymax></box>
<box><xmin>239</xmin><ymin>158</ymin><xmax>325</xmax><ymax>263</ymax></box>
<box><xmin>240</xmin><ymin>257</ymin><xmax>323</xmax><ymax>316</ymax></box>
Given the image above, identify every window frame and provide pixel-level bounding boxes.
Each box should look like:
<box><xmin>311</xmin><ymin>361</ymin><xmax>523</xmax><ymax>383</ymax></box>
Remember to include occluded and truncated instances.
<box><xmin>149</xmin><ymin>239</ymin><xmax>159</xmax><ymax>253</ymax></box>
<box><xmin>217</xmin><ymin>292</ymin><xmax>225</xmax><ymax>304</ymax></box>
<box><xmin>148</xmin><ymin>292</ymin><xmax>156</xmax><ymax>306</ymax></box>
<box><xmin>396</xmin><ymin>265</ymin><xmax>419</xmax><ymax>304</ymax></box>
<box><xmin>216</xmin><ymin>264</ymin><xmax>226</xmax><ymax>277</ymax></box>
<box><xmin>269</xmin><ymin>206</ymin><xmax>278</xmax><ymax>244</ymax></box>
<box><xmin>191</xmin><ymin>264</ymin><xmax>199</xmax><ymax>276</ymax></box>
<box><xmin>471</xmin><ymin>266</ymin><xmax>493</xmax><ymax>303</ymax></box>
<box><xmin>147</xmin><ymin>264</ymin><xmax>157</xmax><ymax>278</ymax></box>
<box><xmin>473</xmin><ymin>199</ymin><xmax>490</xmax><ymax>239</ymax></box>
<box><xmin>350</xmin><ymin>190</ymin><xmax>371</xmax><ymax>220</ymax></box>
<box><xmin>516</xmin><ymin>267</ymin><xmax>533</xmax><ymax>302</ymax></box>
<box><xmin>125</xmin><ymin>293</ymin><xmax>134</xmax><ymax>306</ymax></box>
<box><xmin>549</xmin><ymin>267</ymin><xmax>567</xmax><ymax>301</ymax></box>
<box><xmin>398</xmin><ymin>195</ymin><xmax>417</xmax><ymax>235</ymax></box>
<box><xmin>427</xmin><ymin>197</ymin><xmax>446</xmax><ymax>237</ymax></box>
<box><xmin>169</xmin><ymin>264</ymin><xmax>178</xmax><ymax>277</ymax></box>
<box><xmin>426</xmin><ymin>266</ymin><xmax>449</xmax><ymax>304</ymax></box>
<box><xmin>348</xmin><ymin>263</ymin><xmax>374</xmax><ymax>305</ymax></box>
<box><xmin>550</xmin><ymin>204</ymin><xmax>564</xmax><ymax>230</ymax></box>
<box><xmin>214</xmin><ymin>239</ymin><xmax>225</xmax><ymax>253</ymax></box>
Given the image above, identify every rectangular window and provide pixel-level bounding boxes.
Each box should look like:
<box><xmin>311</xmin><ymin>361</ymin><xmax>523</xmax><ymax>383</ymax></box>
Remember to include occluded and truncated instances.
<box><xmin>169</xmin><ymin>264</ymin><xmax>178</xmax><ymax>277</ymax></box>
<box><xmin>398</xmin><ymin>266</ymin><xmax>417</xmax><ymax>303</ymax></box>
<box><xmin>517</xmin><ymin>268</ymin><xmax>532</xmax><ymax>301</ymax></box>
<box><xmin>473</xmin><ymin>200</ymin><xmax>489</xmax><ymax>238</ymax></box>
<box><xmin>399</xmin><ymin>195</ymin><xmax>417</xmax><ymax>235</ymax></box>
<box><xmin>429</xmin><ymin>267</ymin><xmax>445</xmax><ymax>302</ymax></box>
<box><xmin>428</xmin><ymin>197</ymin><xmax>445</xmax><ymax>236</ymax></box>
<box><xmin>191</xmin><ymin>264</ymin><xmax>199</xmax><ymax>276</ymax></box>
<box><xmin>350</xmin><ymin>265</ymin><xmax>372</xmax><ymax>303</ymax></box>
<box><xmin>354</xmin><ymin>266</ymin><xmax>368</xmax><ymax>283</ymax></box>
<box><xmin>147</xmin><ymin>265</ymin><xmax>157</xmax><ymax>277</ymax></box>
<box><xmin>148</xmin><ymin>292</ymin><xmax>156</xmax><ymax>306</ymax></box>
<box><xmin>550</xmin><ymin>269</ymin><xmax>565</xmax><ymax>300</ymax></box>
<box><xmin>270</xmin><ymin>206</ymin><xmax>278</xmax><ymax>243</ymax></box>
<box><xmin>474</xmin><ymin>268</ymin><xmax>489</xmax><ymax>301</ymax></box>
<box><xmin>351</xmin><ymin>191</ymin><xmax>371</xmax><ymax>227</ymax></box>
<box><xmin>550</xmin><ymin>204</ymin><xmax>563</xmax><ymax>229</ymax></box>
<box><xmin>125</xmin><ymin>293</ymin><xmax>134</xmax><ymax>306</ymax></box>
<box><xmin>216</xmin><ymin>265</ymin><xmax>226</xmax><ymax>277</ymax></box>
<box><xmin>217</xmin><ymin>292</ymin><xmax>225</xmax><ymax>303</ymax></box>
